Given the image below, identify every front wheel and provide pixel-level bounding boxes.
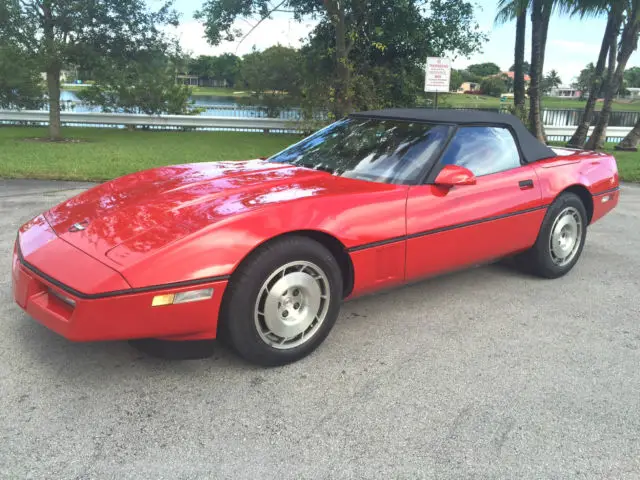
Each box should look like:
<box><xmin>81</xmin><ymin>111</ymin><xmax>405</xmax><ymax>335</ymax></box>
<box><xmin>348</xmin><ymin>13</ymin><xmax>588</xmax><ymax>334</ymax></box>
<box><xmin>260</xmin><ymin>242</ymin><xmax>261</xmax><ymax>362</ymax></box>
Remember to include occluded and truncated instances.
<box><xmin>516</xmin><ymin>192</ymin><xmax>588</xmax><ymax>279</ymax></box>
<box><xmin>220</xmin><ymin>236</ymin><xmax>343</xmax><ymax>366</ymax></box>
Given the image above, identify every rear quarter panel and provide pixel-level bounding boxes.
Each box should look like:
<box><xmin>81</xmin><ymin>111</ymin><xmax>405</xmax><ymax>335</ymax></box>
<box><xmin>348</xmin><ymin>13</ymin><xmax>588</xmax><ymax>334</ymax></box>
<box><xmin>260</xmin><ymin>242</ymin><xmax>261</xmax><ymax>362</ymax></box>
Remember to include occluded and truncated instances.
<box><xmin>533</xmin><ymin>148</ymin><xmax>619</xmax><ymax>224</ymax></box>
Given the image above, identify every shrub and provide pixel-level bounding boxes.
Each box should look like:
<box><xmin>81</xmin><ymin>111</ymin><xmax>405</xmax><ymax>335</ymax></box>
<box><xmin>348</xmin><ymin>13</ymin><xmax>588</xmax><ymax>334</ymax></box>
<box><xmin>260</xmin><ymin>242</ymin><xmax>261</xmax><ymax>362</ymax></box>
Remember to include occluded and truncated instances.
<box><xmin>480</xmin><ymin>76</ymin><xmax>507</xmax><ymax>97</ymax></box>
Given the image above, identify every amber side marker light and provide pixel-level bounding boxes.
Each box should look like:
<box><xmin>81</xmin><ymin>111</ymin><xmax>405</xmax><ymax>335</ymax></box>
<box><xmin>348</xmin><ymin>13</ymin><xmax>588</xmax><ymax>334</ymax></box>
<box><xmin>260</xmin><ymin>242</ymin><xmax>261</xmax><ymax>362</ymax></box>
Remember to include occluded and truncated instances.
<box><xmin>152</xmin><ymin>288</ymin><xmax>214</xmax><ymax>307</ymax></box>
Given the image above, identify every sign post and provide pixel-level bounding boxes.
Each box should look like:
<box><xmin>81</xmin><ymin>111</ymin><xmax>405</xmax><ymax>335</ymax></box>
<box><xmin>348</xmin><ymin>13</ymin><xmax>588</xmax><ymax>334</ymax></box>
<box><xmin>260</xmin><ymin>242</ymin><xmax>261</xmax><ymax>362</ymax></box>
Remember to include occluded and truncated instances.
<box><xmin>424</xmin><ymin>57</ymin><xmax>451</xmax><ymax>109</ymax></box>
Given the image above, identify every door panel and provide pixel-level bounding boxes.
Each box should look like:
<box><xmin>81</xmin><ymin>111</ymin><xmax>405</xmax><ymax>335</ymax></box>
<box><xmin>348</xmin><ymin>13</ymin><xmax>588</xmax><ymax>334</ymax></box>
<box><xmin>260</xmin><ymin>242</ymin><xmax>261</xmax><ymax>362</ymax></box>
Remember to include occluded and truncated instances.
<box><xmin>406</xmin><ymin>165</ymin><xmax>544</xmax><ymax>281</ymax></box>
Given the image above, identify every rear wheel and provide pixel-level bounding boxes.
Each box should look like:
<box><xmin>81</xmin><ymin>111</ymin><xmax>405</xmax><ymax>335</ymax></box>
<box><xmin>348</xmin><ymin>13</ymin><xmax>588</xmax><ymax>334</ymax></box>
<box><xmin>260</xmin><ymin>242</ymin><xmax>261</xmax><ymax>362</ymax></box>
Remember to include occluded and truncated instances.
<box><xmin>516</xmin><ymin>192</ymin><xmax>588</xmax><ymax>278</ymax></box>
<box><xmin>220</xmin><ymin>236</ymin><xmax>343</xmax><ymax>366</ymax></box>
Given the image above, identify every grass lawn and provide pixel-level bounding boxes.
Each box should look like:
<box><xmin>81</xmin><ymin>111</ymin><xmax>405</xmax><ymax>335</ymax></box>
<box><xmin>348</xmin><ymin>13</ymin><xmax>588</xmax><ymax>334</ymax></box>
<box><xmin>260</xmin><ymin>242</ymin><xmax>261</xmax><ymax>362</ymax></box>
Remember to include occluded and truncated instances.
<box><xmin>604</xmin><ymin>147</ymin><xmax>640</xmax><ymax>182</ymax></box>
<box><xmin>432</xmin><ymin>93</ymin><xmax>640</xmax><ymax>112</ymax></box>
<box><xmin>189</xmin><ymin>87</ymin><xmax>250</xmax><ymax>98</ymax></box>
<box><xmin>0</xmin><ymin>127</ymin><xmax>300</xmax><ymax>181</ymax></box>
<box><xmin>0</xmin><ymin>127</ymin><xmax>637</xmax><ymax>182</ymax></box>
<box><xmin>61</xmin><ymin>85</ymin><xmax>94</xmax><ymax>92</ymax></box>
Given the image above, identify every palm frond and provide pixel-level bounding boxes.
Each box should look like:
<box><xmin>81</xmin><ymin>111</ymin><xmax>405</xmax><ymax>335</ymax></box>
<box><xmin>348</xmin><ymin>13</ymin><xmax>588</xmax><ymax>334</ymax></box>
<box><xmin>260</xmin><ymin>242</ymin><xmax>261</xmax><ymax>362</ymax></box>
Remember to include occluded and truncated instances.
<box><xmin>567</xmin><ymin>0</ymin><xmax>624</xmax><ymax>19</ymax></box>
<box><xmin>494</xmin><ymin>0</ymin><xmax>530</xmax><ymax>25</ymax></box>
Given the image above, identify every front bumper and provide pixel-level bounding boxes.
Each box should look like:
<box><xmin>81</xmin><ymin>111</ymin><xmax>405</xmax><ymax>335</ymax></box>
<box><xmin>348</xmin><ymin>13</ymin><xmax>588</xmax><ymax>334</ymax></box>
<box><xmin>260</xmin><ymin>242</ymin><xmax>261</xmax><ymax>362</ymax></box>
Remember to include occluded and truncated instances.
<box><xmin>12</xmin><ymin>241</ymin><xmax>228</xmax><ymax>342</ymax></box>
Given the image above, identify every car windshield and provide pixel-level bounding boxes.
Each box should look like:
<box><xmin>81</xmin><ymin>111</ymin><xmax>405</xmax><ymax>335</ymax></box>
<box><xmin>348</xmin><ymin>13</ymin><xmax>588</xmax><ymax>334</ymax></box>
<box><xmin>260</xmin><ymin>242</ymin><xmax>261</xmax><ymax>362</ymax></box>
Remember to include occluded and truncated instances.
<box><xmin>267</xmin><ymin>117</ymin><xmax>453</xmax><ymax>184</ymax></box>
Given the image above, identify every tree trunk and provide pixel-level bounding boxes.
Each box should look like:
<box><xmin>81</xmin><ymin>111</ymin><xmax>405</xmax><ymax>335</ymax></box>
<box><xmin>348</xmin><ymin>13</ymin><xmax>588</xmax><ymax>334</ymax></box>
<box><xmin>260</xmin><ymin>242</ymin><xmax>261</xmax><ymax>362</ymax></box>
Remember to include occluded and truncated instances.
<box><xmin>327</xmin><ymin>0</ymin><xmax>351</xmax><ymax>119</ymax></box>
<box><xmin>513</xmin><ymin>10</ymin><xmax>527</xmax><ymax>114</ymax></box>
<box><xmin>605</xmin><ymin>29</ymin><xmax>617</xmax><ymax>91</ymax></box>
<box><xmin>567</xmin><ymin>11</ymin><xmax>618</xmax><ymax>148</ymax></box>
<box><xmin>588</xmin><ymin>37</ymin><xmax>619</xmax><ymax>149</ymax></box>
<box><xmin>528</xmin><ymin>0</ymin><xmax>545</xmax><ymax>141</ymax></box>
<box><xmin>46</xmin><ymin>69</ymin><xmax>62</xmax><ymax>141</ymax></box>
<box><xmin>615</xmin><ymin>117</ymin><xmax>640</xmax><ymax>151</ymax></box>
<box><xmin>539</xmin><ymin>3</ymin><xmax>551</xmax><ymax>75</ymax></box>
<box><xmin>585</xmin><ymin>72</ymin><xmax>621</xmax><ymax>150</ymax></box>
<box><xmin>586</xmin><ymin>5</ymin><xmax>640</xmax><ymax>150</ymax></box>
<box><xmin>42</xmin><ymin>0</ymin><xmax>62</xmax><ymax>141</ymax></box>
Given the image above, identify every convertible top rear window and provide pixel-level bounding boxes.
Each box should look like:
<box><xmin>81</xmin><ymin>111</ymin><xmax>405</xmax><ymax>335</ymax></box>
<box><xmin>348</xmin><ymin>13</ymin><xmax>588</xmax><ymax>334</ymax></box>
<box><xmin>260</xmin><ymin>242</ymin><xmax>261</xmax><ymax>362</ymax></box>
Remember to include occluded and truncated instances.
<box><xmin>268</xmin><ymin>118</ymin><xmax>453</xmax><ymax>185</ymax></box>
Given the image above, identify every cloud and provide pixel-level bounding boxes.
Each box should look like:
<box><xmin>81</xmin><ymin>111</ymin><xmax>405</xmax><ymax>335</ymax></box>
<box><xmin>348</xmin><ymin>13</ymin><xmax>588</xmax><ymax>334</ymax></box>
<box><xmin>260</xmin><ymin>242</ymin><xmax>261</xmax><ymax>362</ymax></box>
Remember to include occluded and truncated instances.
<box><xmin>170</xmin><ymin>18</ymin><xmax>317</xmax><ymax>57</ymax></box>
<box><xmin>451</xmin><ymin>36</ymin><xmax>599</xmax><ymax>86</ymax></box>
<box><xmin>549</xmin><ymin>39</ymin><xmax>600</xmax><ymax>55</ymax></box>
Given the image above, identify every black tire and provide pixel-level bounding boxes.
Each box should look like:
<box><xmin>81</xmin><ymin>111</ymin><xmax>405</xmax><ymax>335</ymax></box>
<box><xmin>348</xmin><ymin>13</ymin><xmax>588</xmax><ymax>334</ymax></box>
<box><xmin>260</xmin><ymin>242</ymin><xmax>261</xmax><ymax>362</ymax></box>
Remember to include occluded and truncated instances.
<box><xmin>220</xmin><ymin>236</ymin><xmax>343</xmax><ymax>366</ymax></box>
<box><xmin>516</xmin><ymin>192</ymin><xmax>588</xmax><ymax>279</ymax></box>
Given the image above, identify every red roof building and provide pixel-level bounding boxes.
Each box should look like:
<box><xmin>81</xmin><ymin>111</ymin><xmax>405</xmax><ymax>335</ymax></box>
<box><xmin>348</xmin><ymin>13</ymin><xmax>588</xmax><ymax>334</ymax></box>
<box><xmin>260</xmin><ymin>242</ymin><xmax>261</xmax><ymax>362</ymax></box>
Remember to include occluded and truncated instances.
<box><xmin>503</xmin><ymin>71</ymin><xmax>531</xmax><ymax>82</ymax></box>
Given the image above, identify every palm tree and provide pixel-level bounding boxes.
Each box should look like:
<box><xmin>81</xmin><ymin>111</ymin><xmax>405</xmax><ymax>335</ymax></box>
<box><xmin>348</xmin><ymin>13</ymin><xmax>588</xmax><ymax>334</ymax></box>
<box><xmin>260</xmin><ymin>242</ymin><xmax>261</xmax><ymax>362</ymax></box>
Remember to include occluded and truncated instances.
<box><xmin>545</xmin><ymin>69</ymin><xmax>562</xmax><ymax>92</ymax></box>
<box><xmin>615</xmin><ymin>116</ymin><xmax>640</xmax><ymax>151</ymax></box>
<box><xmin>529</xmin><ymin>0</ymin><xmax>556</xmax><ymax>141</ymax></box>
<box><xmin>567</xmin><ymin>0</ymin><xmax>625</xmax><ymax>148</ymax></box>
<box><xmin>586</xmin><ymin>0</ymin><xmax>640</xmax><ymax>150</ymax></box>
<box><xmin>495</xmin><ymin>0</ymin><xmax>530</xmax><ymax>116</ymax></box>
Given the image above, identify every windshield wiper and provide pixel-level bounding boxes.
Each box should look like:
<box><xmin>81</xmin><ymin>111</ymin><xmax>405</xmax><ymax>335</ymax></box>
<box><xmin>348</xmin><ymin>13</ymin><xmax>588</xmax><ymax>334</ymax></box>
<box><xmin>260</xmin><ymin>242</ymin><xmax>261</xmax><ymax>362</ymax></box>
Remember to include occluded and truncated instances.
<box><xmin>296</xmin><ymin>162</ymin><xmax>335</xmax><ymax>174</ymax></box>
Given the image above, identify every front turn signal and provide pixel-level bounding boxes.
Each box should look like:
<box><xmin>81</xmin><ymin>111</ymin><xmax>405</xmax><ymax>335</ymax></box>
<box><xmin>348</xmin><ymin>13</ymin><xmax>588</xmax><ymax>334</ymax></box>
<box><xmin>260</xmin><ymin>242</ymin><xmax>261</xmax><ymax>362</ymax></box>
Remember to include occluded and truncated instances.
<box><xmin>152</xmin><ymin>288</ymin><xmax>214</xmax><ymax>307</ymax></box>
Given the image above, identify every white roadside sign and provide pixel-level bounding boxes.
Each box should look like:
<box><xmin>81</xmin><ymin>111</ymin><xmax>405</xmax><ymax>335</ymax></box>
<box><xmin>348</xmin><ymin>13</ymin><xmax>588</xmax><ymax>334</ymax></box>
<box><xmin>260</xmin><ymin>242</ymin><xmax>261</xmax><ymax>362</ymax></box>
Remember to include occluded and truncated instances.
<box><xmin>424</xmin><ymin>57</ymin><xmax>451</xmax><ymax>93</ymax></box>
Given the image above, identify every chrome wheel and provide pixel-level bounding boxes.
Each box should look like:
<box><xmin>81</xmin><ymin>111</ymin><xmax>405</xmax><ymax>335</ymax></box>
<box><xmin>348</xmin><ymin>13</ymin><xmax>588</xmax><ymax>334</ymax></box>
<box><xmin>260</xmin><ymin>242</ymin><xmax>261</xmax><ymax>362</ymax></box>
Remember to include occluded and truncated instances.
<box><xmin>255</xmin><ymin>261</ymin><xmax>331</xmax><ymax>350</ymax></box>
<box><xmin>549</xmin><ymin>206</ymin><xmax>583</xmax><ymax>267</ymax></box>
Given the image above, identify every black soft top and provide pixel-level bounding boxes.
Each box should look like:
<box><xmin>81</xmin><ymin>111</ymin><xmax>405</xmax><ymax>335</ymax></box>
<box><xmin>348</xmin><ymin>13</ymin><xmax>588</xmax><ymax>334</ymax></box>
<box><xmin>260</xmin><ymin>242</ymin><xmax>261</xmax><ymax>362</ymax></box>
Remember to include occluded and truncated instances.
<box><xmin>350</xmin><ymin>108</ymin><xmax>557</xmax><ymax>164</ymax></box>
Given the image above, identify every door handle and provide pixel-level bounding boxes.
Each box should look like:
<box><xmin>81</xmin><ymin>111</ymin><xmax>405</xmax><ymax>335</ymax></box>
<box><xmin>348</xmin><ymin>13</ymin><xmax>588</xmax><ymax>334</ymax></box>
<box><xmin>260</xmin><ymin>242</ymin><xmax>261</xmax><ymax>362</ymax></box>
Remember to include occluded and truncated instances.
<box><xmin>519</xmin><ymin>179</ymin><xmax>534</xmax><ymax>189</ymax></box>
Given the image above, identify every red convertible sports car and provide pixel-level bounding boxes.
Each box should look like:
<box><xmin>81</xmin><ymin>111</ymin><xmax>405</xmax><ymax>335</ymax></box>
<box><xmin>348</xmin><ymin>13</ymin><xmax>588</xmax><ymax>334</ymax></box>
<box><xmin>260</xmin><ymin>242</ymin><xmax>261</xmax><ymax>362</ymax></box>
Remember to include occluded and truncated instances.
<box><xmin>13</xmin><ymin>109</ymin><xmax>620</xmax><ymax>365</ymax></box>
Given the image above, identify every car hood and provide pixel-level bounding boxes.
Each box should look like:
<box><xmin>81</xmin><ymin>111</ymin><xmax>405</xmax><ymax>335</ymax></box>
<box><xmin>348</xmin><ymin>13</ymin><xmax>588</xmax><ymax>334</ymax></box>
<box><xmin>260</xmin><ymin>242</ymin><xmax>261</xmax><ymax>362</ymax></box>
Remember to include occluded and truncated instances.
<box><xmin>44</xmin><ymin>160</ymin><xmax>368</xmax><ymax>268</ymax></box>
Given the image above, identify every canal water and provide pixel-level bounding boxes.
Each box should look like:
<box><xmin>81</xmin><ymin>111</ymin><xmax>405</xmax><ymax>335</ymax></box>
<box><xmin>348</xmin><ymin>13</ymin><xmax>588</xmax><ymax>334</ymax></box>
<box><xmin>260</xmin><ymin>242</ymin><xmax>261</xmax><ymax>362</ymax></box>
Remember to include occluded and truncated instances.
<box><xmin>49</xmin><ymin>90</ymin><xmax>640</xmax><ymax>127</ymax></box>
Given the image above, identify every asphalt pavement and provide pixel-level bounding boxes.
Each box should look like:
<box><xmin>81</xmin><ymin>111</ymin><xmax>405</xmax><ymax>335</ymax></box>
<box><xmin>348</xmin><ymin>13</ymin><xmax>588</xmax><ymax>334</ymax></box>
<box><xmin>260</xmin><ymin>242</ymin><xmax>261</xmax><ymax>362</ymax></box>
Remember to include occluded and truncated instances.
<box><xmin>1</xmin><ymin>179</ymin><xmax>639</xmax><ymax>479</ymax></box>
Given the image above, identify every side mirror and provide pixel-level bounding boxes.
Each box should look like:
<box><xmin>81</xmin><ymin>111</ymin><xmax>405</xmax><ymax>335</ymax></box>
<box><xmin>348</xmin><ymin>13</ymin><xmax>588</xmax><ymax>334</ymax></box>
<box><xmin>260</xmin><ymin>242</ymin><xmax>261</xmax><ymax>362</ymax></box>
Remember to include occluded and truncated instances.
<box><xmin>434</xmin><ymin>165</ymin><xmax>476</xmax><ymax>187</ymax></box>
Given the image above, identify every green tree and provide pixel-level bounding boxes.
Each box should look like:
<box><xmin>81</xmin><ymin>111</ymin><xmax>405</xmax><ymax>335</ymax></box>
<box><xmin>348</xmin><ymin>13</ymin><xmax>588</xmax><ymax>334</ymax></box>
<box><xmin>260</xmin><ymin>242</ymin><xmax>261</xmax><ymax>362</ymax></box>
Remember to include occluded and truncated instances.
<box><xmin>450</xmin><ymin>69</ymin><xmax>465</xmax><ymax>90</ymax></box>
<box><xmin>196</xmin><ymin>0</ymin><xmax>486</xmax><ymax>118</ymax></box>
<box><xmin>189</xmin><ymin>54</ymin><xmax>242</xmax><ymax>86</ymax></box>
<box><xmin>188</xmin><ymin>55</ymin><xmax>216</xmax><ymax>79</ymax></box>
<box><xmin>196</xmin><ymin>0</ymin><xmax>357</xmax><ymax>117</ymax></box>
<box><xmin>623</xmin><ymin>65</ymin><xmax>640</xmax><ymax>87</ymax></box>
<box><xmin>212</xmin><ymin>53</ymin><xmax>242</xmax><ymax>87</ymax></box>
<box><xmin>77</xmin><ymin>47</ymin><xmax>192</xmax><ymax>116</ymax></box>
<box><xmin>480</xmin><ymin>75</ymin><xmax>507</xmax><ymax>96</ymax></box>
<box><xmin>239</xmin><ymin>46</ymin><xmax>301</xmax><ymax>94</ymax></box>
<box><xmin>306</xmin><ymin>0</ymin><xmax>485</xmax><ymax>112</ymax></box>
<box><xmin>541</xmin><ymin>69</ymin><xmax>562</xmax><ymax>93</ymax></box>
<box><xmin>0</xmin><ymin>43</ymin><xmax>43</xmax><ymax>109</ymax></box>
<box><xmin>572</xmin><ymin>62</ymin><xmax>597</xmax><ymax>96</ymax></box>
<box><xmin>458</xmin><ymin>69</ymin><xmax>483</xmax><ymax>84</ymax></box>
<box><xmin>237</xmin><ymin>45</ymin><xmax>302</xmax><ymax>116</ymax></box>
<box><xmin>466</xmin><ymin>62</ymin><xmax>502</xmax><ymax>77</ymax></box>
<box><xmin>496</xmin><ymin>0</ymin><xmax>530</xmax><ymax>116</ymax></box>
<box><xmin>586</xmin><ymin>0</ymin><xmax>640</xmax><ymax>150</ymax></box>
<box><xmin>0</xmin><ymin>0</ymin><xmax>178</xmax><ymax>140</ymax></box>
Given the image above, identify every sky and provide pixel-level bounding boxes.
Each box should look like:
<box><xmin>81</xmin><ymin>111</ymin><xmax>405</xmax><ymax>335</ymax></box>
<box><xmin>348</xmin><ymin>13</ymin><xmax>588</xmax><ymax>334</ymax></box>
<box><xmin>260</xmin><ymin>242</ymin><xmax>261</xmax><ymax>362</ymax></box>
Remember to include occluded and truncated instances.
<box><xmin>170</xmin><ymin>0</ymin><xmax>640</xmax><ymax>86</ymax></box>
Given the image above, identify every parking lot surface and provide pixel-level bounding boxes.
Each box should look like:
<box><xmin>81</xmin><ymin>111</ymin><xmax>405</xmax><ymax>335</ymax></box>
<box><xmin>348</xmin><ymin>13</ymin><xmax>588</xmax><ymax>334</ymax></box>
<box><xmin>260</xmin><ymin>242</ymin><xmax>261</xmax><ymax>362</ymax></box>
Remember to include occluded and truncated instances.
<box><xmin>1</xmin><ymin>179</ymin><xmax>639</xmax><ymax>479</ymax></box>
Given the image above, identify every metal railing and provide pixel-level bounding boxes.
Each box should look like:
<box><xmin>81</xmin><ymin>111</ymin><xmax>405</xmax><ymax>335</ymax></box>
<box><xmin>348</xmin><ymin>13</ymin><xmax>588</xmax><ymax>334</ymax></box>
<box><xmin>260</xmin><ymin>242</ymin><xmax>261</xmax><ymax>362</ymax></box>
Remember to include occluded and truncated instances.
<box><xmin>0</xmin><ymin>109</ymin><xmax>633</xmax><ymax>142</ymax></box>
<box><xmin>49</xmin><ymin>100</ymin><xmax>328</xmax><ymax>120</ymax></box>
<box><xmin>544</xmin><ymin>125</ymin><xmax>632</xmax><ymax>144</ymax></box>
<box><xmin>0</xmin><ymin>110</ymin><xmax>301</xmax><ymax>133</ymax></box>
<box><xmin>448</xmin><ymin>107</ymin><xmax>638</xmax><ymax>127</ymax></box>
<box><xmin>26</xmin><ymin>101</ymin><xmax>640</xmax><ymax>126</ymax></box>
<box><xmin>541</xmin><ymin>109</ymin><xmax>638</xmax><ymax>127</ymax></box>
